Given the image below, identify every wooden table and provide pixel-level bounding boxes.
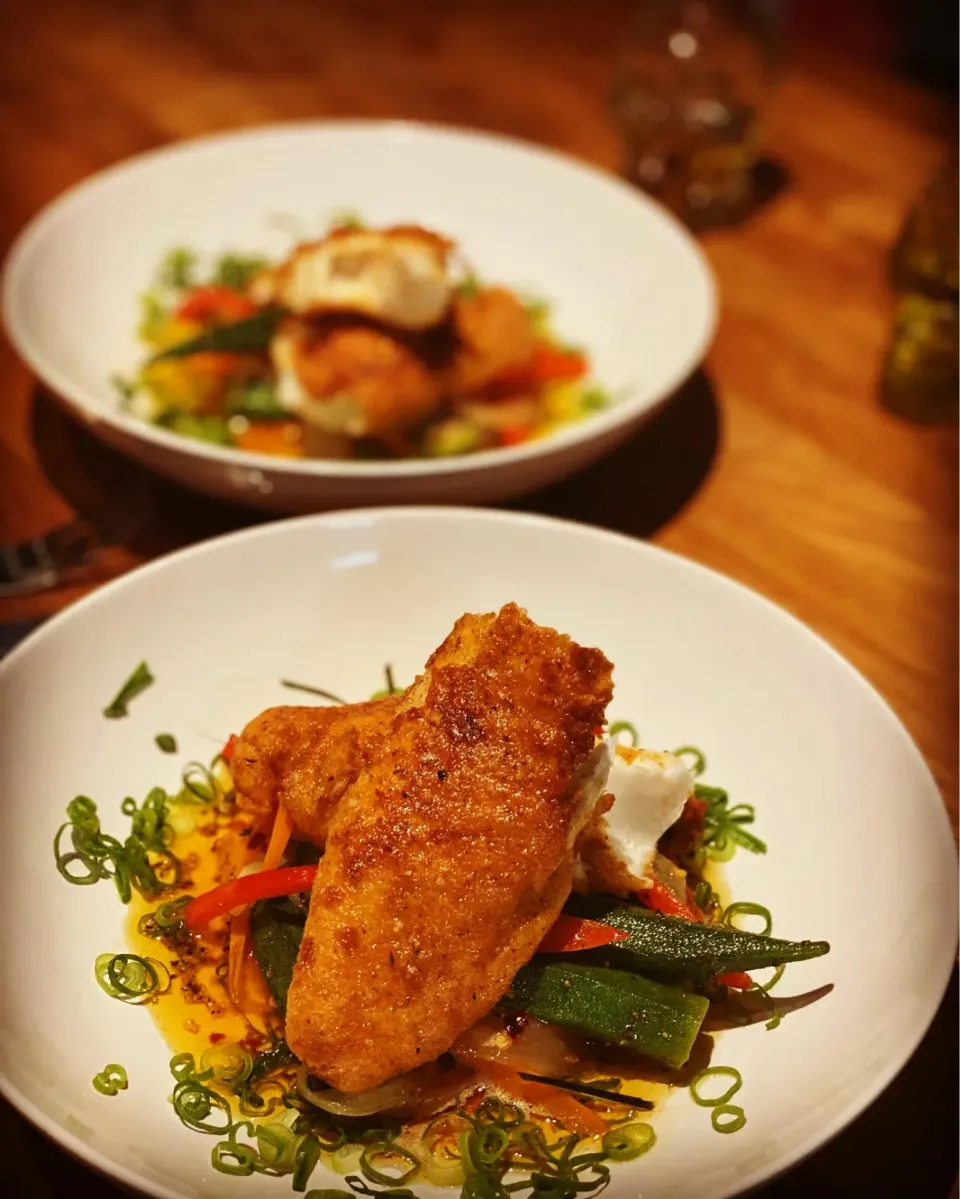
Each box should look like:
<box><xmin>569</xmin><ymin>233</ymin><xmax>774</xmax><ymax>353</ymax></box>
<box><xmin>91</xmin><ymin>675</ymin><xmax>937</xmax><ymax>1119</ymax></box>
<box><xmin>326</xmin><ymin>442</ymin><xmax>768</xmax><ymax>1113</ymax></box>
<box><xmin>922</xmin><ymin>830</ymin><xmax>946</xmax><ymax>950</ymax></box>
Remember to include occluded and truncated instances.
<box><xmin>0</xmin><ymin>2</ymin><xmax>956</xmax><ymax>1197</ymax></box>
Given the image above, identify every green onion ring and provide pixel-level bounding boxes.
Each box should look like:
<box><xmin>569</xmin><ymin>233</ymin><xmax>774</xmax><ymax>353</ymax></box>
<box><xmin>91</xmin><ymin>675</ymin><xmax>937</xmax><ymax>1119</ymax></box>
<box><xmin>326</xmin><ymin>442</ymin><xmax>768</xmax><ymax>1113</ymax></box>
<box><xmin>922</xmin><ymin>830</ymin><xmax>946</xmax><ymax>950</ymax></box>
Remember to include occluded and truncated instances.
<box><xmin>608</xmin><ymin>721</ymin><xmax>639</xmax><ymax>746</ymax></box>
<box><xmin>200</xmin><ymin>1042</ymin><xmax>253</xmax><ymax>1086</ymax></box>
<box><xmin>711</xmin><ymin>1104</ymin><xmax>747</xmax><ymax>1133</ymax></box>
<box><xmin>469</xmin><ymin>1125</ymin><xmax>509</xmax><ymax>1168</ymax></box>
<box><xmin>674</xmin><ymin>745</ymin><xmax>706</xmax><ymax>775</ymax></box>
<box><xmin>172</xmin><ymin>1080</ymin><xmax>233</xmax><ymax>1134</ymax></box>
<box><xmin>690</xmin><ymin>1066</ymin><xmax>743</xmax><ymax>1107</ymax></box>
<box><xmin>211</xmin><ymin>1139</ymin><xmax>257</xmax><ymax>1176</ymax></box>
<box><xmin>359</xmin><ymin>1143</ymin><xmax>420</xmax><ymax>1187</ymax></box>
<box><xmin>723</xmin><ymin>902</ymin><xmax>773</xmax><ymax>937</ymax></box>
<box><xmin>169</xmin><ymin>1052</ymin><xmax>213</xmax><ymax>1083</ymax></box>
<box><xmin>92</xmin><ymin>1064</ymin><xmax>128</xmax><ymax>1096</ymax></box>
<box><xmin>181</xmin><ymin>761</ymin><xmax>217</xmax><ymax>802</ymax></box>
<box><xmin>601</xmin><ymin>1122</ymin><xmax>656</xmax><ymax>1161</ymax></box>
<box><xmin>475</xmin><ymin>1096</ymin><xmax>525</xmax><ymax>1128</ymax></box>
<box><xmin>256</xmin><ymin>1122</ymin><xmax>297</xmax><ymax>1171</ymax></box>
<box><xmin>94</xmin><ymin>953</ymin><xmax>167</xmax><ymax>1002</ymax></box>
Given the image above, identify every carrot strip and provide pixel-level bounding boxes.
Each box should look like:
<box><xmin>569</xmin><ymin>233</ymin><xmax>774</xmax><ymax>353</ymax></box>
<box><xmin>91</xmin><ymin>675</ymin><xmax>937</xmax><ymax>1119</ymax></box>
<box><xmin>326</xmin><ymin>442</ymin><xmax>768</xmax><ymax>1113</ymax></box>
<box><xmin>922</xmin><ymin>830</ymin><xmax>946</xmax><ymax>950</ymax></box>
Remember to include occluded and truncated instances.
<box><xmin>223</xmin><ymin>805</ymin><xmax>295</xmax><ymax>1003</ymax></box>
<box><xmin>476</xmin><ymin>1061</ymin><xmax>608</xmax><ymax>1137</ymax></box>
<box><xmin>262</xmin><ymin>805</ymin><xmax>294</xmax><ymax>871</ymax></box>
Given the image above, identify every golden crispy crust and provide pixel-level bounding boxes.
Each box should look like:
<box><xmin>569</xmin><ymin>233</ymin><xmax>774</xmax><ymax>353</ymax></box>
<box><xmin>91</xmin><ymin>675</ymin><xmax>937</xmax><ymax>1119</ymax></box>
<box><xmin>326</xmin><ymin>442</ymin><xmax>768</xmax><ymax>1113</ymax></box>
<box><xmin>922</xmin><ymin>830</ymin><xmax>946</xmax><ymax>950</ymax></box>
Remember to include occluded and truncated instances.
<box><xmin>282</xmin><ymin>320</ymin><xmax>441</xmax><ymax>436</ymax></box>
<box><xmin>231</xmin><ymin>697</ymin><xmax>400</xmax><ymax>845</ymax></box>
<box><xmin>446</xmin><ymin>287</ymin><xmax>536</xmax><ymax>393</ymax></box>
<box><xmin>285</xmin><ymin>603</ymin><xmax>613</xmax><ymax>1091</ymax></box>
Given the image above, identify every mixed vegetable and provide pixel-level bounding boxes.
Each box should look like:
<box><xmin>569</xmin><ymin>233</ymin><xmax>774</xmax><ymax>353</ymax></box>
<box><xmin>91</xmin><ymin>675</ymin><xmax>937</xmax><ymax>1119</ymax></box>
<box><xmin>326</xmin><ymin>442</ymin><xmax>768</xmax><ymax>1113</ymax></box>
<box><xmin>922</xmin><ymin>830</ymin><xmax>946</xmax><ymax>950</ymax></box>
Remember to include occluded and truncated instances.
<box><xmin>55</xmin><ymin>661</ymin><xmax>831</xmax><ymax>1197</ymax></box>
<box><xmin>117</xmin><ymin>220</ymin><xmax>611</xmax><ymax>462</ymax></box>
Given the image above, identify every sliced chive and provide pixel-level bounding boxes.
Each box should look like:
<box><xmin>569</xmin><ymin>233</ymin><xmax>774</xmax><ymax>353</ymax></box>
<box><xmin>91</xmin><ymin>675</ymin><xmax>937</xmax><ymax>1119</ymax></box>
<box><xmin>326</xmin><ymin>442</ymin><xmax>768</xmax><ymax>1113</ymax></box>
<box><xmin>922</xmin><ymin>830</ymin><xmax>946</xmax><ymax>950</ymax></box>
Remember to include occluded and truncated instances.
<box><xmin>103</xmin><ymin>661</ymin><xmax>154</xmax><ymax>718</ymax></box>
<box><xmin>517</xmin><ymin>1072</ymin><xmax>653</xmax><ymax>1111</ymax></box>
<box><xmin>155</xmin><ymin>733</ymin><xmax>177</xmax><ymax>753</ymax></box>
<box><xmin>280</xmin><ymin>680</ymin><xmax>347</xmax><ymax>705</ymax></box>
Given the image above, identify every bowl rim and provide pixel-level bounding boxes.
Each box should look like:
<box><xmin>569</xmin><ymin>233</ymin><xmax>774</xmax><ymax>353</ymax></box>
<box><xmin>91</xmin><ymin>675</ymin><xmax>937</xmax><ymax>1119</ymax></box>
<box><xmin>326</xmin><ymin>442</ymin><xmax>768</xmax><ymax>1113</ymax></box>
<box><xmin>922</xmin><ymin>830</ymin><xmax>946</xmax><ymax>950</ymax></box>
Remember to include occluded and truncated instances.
<box><xmin>1</xmin><ymin>118</ymin><xmax>718</xmax><ymax>480</ymax></box>
<box><xmin>0</xmin><ymin>505</ymin><xmax>955</xmax><ymax>1199</ymax></box>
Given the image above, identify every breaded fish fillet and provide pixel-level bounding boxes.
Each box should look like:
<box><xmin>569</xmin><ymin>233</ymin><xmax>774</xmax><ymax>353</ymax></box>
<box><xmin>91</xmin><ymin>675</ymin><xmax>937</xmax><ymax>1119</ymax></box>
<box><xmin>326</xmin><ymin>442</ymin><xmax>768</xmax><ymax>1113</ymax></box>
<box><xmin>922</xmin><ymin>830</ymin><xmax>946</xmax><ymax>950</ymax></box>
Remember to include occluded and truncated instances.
<box><xmin>285</xmin><ymin>603</ymin><xmax>613</xmax><ymax>1092</ymax></box>
<box><xmin>231</xmin><ymin>697</ymin><xmax>400</xmax><ymax>845</ymax></box>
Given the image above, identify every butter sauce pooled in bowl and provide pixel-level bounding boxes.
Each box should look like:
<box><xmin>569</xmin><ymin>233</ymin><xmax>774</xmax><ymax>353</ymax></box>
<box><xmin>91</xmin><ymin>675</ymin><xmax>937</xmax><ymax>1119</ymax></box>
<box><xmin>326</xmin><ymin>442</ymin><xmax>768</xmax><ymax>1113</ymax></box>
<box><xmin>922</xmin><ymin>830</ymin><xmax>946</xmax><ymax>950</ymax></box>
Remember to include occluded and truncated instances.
<box><xmin>0</xmin><ymin>508</ymin><xmax>953</xmax><ymax>1199</ymax></box>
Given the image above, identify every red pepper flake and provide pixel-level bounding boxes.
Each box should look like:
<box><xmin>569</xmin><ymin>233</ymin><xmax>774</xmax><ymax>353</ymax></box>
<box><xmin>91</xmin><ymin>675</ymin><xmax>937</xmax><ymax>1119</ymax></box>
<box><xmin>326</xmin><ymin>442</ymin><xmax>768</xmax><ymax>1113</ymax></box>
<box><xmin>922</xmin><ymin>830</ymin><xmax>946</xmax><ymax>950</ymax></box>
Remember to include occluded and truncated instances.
<box><xmin>209</xmin><ymin>1032</ymin><xmax>226</xmax><ymax>1044</ymax></box>
<box><xmin>221</xmin><ymin>734</ymin><xmax>238</xmax><ymax>763</ymax></box>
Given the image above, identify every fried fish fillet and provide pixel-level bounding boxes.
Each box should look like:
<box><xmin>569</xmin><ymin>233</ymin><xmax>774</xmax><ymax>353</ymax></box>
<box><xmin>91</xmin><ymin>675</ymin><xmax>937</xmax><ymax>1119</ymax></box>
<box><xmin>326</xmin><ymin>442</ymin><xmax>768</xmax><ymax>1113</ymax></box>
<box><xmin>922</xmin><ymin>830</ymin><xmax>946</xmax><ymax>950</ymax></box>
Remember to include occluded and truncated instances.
<box><xmin>231</xmin><ymin>697</ymin><xmax>400</xmax><ymax>845</ymax></box>
<box><xmin>285</xmin><ymin>603</ymin><xmax>614</xmax><ymax>1092</ymax></box>
<box><xmin>271</xmin><ymin>319</ymin><xmax>442</xmax><ymax>438</ymax></box>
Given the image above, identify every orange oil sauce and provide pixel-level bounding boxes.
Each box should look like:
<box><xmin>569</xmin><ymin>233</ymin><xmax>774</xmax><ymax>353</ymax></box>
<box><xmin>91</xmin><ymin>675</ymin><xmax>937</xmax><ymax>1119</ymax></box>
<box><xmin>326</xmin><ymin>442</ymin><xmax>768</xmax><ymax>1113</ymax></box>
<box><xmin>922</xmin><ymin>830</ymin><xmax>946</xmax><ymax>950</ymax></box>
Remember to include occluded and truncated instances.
<box><xmin>126</xmin><ymin>805</ymin><xmax>281</xmax><ymax>1061</ymax></box>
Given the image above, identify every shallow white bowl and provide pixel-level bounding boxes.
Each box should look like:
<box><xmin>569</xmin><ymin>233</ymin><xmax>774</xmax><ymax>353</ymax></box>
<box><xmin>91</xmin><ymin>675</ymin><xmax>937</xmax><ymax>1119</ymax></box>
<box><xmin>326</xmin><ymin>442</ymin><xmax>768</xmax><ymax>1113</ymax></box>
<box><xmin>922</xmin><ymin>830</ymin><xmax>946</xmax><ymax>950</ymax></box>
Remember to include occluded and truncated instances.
<box><xmin>2</xmin><ymin>121</ymin><xmax>715</xmax><ymax>510</ymax></box>
<box><xmin>0</xmin><ymin>508</ymin><xmax>955</xmax><ymax>1199</ymax></box>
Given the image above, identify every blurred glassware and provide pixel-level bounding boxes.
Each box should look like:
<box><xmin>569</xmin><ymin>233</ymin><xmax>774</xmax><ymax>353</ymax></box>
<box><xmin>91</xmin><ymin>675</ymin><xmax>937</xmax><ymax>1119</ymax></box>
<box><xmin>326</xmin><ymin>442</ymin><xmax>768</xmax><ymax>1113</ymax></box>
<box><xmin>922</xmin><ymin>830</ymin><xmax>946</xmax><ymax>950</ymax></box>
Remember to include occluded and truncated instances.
<box><xmin>609</xmin><ymin>0</ymin><xmax>780</xmax><ymax>229</ymax></box>
<box><xmin>880</xmin><ymin>157</ymin><xmax>958</xmax><ymax>422</ymax></box>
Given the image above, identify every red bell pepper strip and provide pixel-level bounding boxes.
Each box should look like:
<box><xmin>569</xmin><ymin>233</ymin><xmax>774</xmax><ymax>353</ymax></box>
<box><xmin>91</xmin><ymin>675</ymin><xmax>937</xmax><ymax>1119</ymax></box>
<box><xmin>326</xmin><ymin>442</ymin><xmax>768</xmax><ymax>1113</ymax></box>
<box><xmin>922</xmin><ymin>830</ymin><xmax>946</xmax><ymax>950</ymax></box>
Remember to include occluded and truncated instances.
<box><xmin>498</xmin><ymin>423</ymin><xmax>532</xmax><ymax>447</ymax></box>
<box><xmin>184</xmin><ymin>864</ymin><xmax>318</xmax><ymax>931</ymax></box>
<box><xmin>639</xmin><ymin>882</ymin><xmax>753</xmax><ymax>989</ymax></box>
<box><xmin>529</xmin><ymin>344</ymin><xmax>587</xmax><ymax>382</ymax></box>
<box><xmin>716</xmin><ymin>971</ymin><xmax>753</xmax><ymax>990</ymax></box>
<box><xmin>637</xmin><ymin>879</ymin><xmax>704</xmax><ymax>922</ymax></box>
<box><xmin>176</xmin><ymin>285</ymin><xmax>257</xmax><ymax>324</ymax></box>
<box><xmin>537</xmin><ymin>914</ymin><xmax>629</xmax><ymax>953</ymax></box>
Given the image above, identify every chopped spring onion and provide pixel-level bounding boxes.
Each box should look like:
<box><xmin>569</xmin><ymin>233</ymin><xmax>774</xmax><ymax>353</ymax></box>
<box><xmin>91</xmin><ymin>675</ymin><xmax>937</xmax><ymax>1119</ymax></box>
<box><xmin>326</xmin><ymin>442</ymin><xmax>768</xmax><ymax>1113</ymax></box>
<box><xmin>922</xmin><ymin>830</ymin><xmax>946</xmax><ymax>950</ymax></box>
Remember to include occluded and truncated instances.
<box><xmin>345</xmin><ymin>1181</ymin><xmax>416</xmax><ymax>1199</ymax></box>
<box><xmin>155</xmin><ymin>733</ymin><xmax>177</xmax><ymax>753</ymax></box>
<box><xmin>723</xmin><ymin>902</ymin><xmax>773</xmax><ymax>938</ymax></box>
<box><xmin>695</xmin><ymin>783</ymin><xmax>767</xmax><ymax>859</ymax></box>
<box><xmin>55</xmin><ymin>791</ymin><xmax>178</xmax><ymax>901</ymax></box>
<box><xmin>608</xmin><ymin>720</ymin><xmax>639</xmax><ymax>747</ymax></box>
<box><xmin>138</xmin><ymin>895</ymin><xmax>190</xmax><ymax>940</ymax></box>
<box><xmin>601</xmin><ymin>1123</ymin><xmax>656</xmax><ymax>1161</ymax></box>
<box><xmin>103</xmin><ymin>661</ymin><xmax>154</xmax><ymax>718</ymax></box>
<box><xmin>172</xmin><ymin>1079</ymin><xmax>233</xmax><ymax>1134</ymax></box>
<box><xmin>711</xmin><ymin>1104</ymin><xmax>747</xmax><ymax>1133</ymax></box>
<box><xmin>280</xmin><ymin>680</ymin><xmax>347</xmax><ymax>705</ymax></box>
<box><xmin>293</xmin><ymin>1135</ymin><xmax>321</xmax><ymax>1192</ymax></box>
<box><xmin>749</xmin><ymin>961</ymin><xmax>787</xmax><ymax>1030</ymax></box>
<box><xmin>465</xmin><ymin>1126</ymin><xmax>509</xmax><ymax>1170</ymax></box>
<box><xmin>180</xmin><ymin>761</ymin><xmax>218</xmax><ymax>802</ymax></box>
<box><xmin>473</xmin><ymin>1096</ymin><xmax>525</xmax><ymax>1128</ymax></box>
<box><xmin>328</xmin><ymin>209</ymin><xmax>364</xmax><ymax>230</ymax></box>
<box><xmin>95</xmin><ymin>953</ymin><xmax>169</xmax><ymax>1002</ymax></box>
<box><xmin>517</xmin><ymin>1072</ymin><xmax>653</xmax><ymax>1111</ymax></box>
<box><xmin>674</xmin><ymin>745</ymin><xmax>706</xmax><ymax>776</ymax></box>
<box><xmin>170</xmin><ymin>1052</ymin><xmax>212</xmax><ymax>1083</ymax></box>
<box><xmin>370</xmin><ymin>664</ymin><xmax>399</xmax><ymax>700</ymax></box>
<box><xmin>92</xmin><ymin>1063</ymin><xmax>128</xmax><ymax>1096</ymax></box>
<box><xmin>360</xmin><ymin>1143</ymin><xmax>420</xmax><ymax>1186</ymax></box>
<box><xmin>200</xmin><ymin>1042</ymin><xmax>253</xmax><ymax>1086</ymax></box>
<box><xmin>211</xmin><ymin>1140</ymin><xmax>256</xmax><ymax>1176</ymax></box>
<box><xmin>256</xmin><ymin>1120</ymin><xmax>299</xmax><ymax>1171</ymax></box>
<box><xmin>689</xmin><ymin>1066</ymin><xmax>743</xmax><ymax>1108</ymax></box>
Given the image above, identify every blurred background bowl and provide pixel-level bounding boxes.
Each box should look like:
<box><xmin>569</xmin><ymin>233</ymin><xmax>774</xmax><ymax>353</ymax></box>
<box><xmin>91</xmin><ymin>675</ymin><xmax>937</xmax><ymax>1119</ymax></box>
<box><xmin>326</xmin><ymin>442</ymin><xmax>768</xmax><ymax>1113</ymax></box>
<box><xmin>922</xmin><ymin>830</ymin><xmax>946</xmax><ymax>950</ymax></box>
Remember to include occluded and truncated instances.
<box><xmin>2</xmin><ymin>120</ymin><xmax>716</xmax><ymax>511</ymax></box>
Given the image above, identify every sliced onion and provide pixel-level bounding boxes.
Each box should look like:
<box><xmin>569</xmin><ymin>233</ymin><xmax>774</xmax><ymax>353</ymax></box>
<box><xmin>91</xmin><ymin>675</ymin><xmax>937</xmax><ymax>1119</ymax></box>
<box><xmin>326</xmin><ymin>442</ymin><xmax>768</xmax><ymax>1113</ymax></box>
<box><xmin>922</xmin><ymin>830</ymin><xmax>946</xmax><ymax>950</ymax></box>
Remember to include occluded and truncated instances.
<box><xmin>297</xmin><ymin>1061</ymin><xmax>468</xmax><ymax>1118</ymax></box>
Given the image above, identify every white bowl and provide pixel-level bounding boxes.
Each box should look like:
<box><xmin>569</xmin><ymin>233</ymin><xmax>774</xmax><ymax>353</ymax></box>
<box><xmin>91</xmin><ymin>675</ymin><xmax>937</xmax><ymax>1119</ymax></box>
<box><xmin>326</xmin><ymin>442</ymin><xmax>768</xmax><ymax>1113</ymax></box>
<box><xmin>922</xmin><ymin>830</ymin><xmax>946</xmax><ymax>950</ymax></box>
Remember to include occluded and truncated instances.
<box><xmin>0</xmin><ymin>508</ymin><xmax>954</xmax><ymax>1199</ymax></box>
<box><xmin>1</xmin><ymin>121</ymin><xmax>716</xmax><ymax>510</ymax></box>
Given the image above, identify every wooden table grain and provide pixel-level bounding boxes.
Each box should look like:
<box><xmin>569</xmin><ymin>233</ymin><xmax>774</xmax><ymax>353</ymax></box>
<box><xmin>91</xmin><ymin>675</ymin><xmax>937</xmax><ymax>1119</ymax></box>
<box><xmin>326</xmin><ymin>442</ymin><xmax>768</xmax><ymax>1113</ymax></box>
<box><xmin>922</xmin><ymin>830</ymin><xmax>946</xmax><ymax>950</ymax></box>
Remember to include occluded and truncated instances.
<box><xmin>0</xmin><ymin>2</ymin><xmax>956</xmax><ymax>1197</ymax></box>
